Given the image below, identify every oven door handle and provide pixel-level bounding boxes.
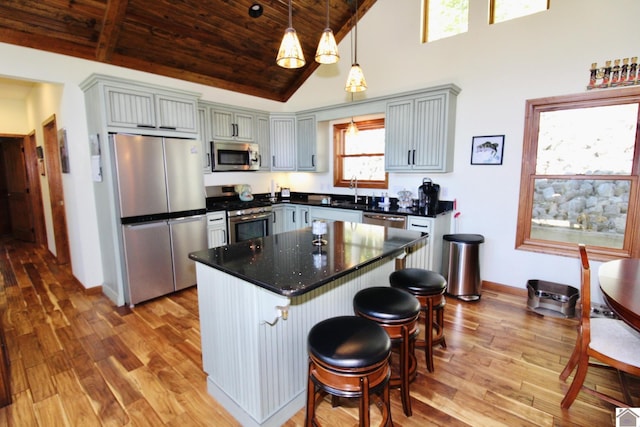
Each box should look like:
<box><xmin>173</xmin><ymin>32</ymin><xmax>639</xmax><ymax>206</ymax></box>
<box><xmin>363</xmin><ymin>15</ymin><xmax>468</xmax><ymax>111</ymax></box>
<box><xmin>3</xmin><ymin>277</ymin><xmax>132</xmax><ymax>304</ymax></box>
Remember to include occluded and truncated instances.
<box><xmin>230</xmin><ymin>212</ymin><xmax>272</xmax><ymax>223</ymax></box>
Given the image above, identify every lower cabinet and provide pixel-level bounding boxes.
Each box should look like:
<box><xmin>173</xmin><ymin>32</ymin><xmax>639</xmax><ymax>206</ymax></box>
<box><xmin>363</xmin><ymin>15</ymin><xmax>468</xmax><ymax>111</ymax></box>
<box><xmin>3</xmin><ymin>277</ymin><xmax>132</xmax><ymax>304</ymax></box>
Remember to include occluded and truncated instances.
<box><xmin>405</xmin><ymin>213</ymin><xmax>451</xmax><ymax>273</ymax></box>
<box><xmin>272</xmin><ymin>205</ymin><xmax>297</xmax><ymax>234</ymax></box>
<box><xmin>207</xmin><ymin>211</ymin><xmax>228</xmax><ymax>247</ymax></box>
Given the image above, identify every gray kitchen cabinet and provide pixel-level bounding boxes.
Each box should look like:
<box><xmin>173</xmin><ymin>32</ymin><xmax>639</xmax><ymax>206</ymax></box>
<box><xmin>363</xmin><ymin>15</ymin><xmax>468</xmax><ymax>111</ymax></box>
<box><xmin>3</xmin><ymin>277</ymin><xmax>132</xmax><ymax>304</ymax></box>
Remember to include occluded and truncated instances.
<box><xmin>198</xmin><ymin>105</ymin><xmax>212</xmax><ymax>172</ymax></box>
<box><xmin>309</xmin><ymin>206</ymin><xmax>362</xmax><ymax>224</ymax></box>
<box><xmin>297</xmin><ymin>205</ymin><xmax>311</xmax><ymax>228</ymax></box>
<box><xmin>103</xmin><ymin>82</ymin><xmax>198</xmax><ymax>134</ymax></box>
<box><xmin>296</xmin><ymin>114</ymin><xmax>319</xmax><ymax>171</ymax></box>
<box><xmin>211</xmin><ymin>107</ymin><xmax>254</xmax><ymax>141</ymax></box>
<box><xmin>405</xmin><ymin>213</ymin><xmax>451</xmax><ymax>273</ymax></box>
<box><xmin>270</xmin><ymin>114</ymin><xmax>297</xmax><ymax>171</ymax></box>
<box><xmin>207</xmin><ymin>211</ymin><xmax>227</xmax><ymax>248</ymax></box>
<box><xmin>385</xmin><ymin>86</ymin><xmax>459</xmax><ymax>172</ymax></box>
<box><xmin>255</xmin><ymin>114</ymin><xmax>271</xmax><ymax>171</ymax></box>
<box><xmin>272</xmin><ymin>204</ymin><xmax>297</xmax><ymax>234</ymax></box>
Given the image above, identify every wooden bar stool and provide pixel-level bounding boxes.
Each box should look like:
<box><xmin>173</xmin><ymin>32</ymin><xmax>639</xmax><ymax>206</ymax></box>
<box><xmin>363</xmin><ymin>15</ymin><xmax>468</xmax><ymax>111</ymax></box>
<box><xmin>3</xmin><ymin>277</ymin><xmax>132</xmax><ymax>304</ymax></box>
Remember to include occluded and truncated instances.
<box><xmin>389</xmin><ymin>268</ymin><xmax>447</xmax><ymax>373</ymax></box>
<box><xmin>306</xmin><ymin>316</ymin><xmax>392</xmax><ymax>427</ymax></box>
<box><xmin>353</xmin><ymin>287</ymin><xmax>420</xmax><ymax>416</ymax></box>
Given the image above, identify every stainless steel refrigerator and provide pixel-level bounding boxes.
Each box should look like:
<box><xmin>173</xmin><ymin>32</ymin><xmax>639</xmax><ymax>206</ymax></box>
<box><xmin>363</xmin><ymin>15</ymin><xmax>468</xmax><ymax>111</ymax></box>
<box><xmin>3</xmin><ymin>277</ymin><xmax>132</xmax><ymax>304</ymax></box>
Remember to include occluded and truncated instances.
<box><xmin>112</xmin><ymin>134</ymin><xmax>206</xmax><ymax>305</ymax></box>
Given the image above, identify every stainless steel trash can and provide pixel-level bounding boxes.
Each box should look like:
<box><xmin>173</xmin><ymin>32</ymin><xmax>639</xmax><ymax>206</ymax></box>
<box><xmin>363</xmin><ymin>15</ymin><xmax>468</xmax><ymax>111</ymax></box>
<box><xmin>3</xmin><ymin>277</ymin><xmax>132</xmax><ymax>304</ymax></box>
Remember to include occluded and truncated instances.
<box><xmin>442</xmin><ymin>234</ymin><xmax>484</xmax><ymax>301</ymax></box>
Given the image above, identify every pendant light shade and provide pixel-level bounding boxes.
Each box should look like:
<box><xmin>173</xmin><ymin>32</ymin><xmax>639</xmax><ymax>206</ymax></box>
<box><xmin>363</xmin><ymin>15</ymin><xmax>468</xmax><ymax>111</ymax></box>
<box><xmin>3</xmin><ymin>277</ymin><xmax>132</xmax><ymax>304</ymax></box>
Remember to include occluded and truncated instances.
<box><xmin>276</xmin><ymin>0</ymin><xmax>305</xmax><ymax>69</ymax></box>
<box><xmin>346</xmin><ymin>118</ymin><xmax>359</xmax><ymax>137</ymax></box>
<box><xmin>345</xmin><ymin>64</ymin><xmax>367</xmax><ymax>92</ymax></box>
<box><xmin>315</xmin><ymin>0</ymin><xmax>339</xmax><ymax>64</ymax></box>
<box><xmin>345</xmin><ymin>0</ymin><xmax>366</xmax><ymax>92</ymax></box>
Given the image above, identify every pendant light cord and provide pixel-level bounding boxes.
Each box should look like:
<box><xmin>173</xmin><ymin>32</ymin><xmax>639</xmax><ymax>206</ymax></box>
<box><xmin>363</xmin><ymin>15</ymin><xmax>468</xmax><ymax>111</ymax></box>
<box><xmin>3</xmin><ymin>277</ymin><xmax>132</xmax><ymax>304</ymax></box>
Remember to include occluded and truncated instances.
<box><xmin>288</xmin><ymin>0</ymin><xmax>293</xmax><ymax>28</ymax></box>
<box><xmin>354</xmin><ymin>0</ymin><xmax>359</xmax><ymax>63</ymax></box>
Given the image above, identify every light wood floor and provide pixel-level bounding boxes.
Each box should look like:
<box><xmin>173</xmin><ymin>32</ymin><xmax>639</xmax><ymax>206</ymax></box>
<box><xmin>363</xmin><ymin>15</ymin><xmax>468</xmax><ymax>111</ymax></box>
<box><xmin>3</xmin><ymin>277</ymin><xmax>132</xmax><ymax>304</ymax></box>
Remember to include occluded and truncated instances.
<box><xmin>0</xmin><ymin>238</ymin><xmax>636</xmax><ymax>426</ymax></box>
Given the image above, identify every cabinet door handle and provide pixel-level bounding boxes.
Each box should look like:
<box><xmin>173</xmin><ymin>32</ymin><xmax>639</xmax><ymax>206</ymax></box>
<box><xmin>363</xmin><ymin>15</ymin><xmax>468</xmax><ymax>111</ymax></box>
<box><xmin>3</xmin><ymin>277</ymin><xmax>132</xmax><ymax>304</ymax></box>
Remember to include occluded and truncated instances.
<box><xmin>159</xmin><ymin>126</ymin><xmax>177</xmax><ymax>130</ymax></box>
<box><xmin>305</xmin><ymin>211</ymin><xmax>309</xmax><ymax>224</ymax></box>
<box><xmin>292</xmin><ymin>211</ymin><xmax>296</xmax><ymax>223</ymax></box>
<box><xmin>272</xmin><ymin>155</ymin><xmax>276</xmax><ymax>167</ymax></box>
<box><xmin>137</xmin><ymin>124</ymin><xmax>155</xmax><ymax>129</ymax></box>
<box><xmin>410</xmin><ymin>223</ymin><xmax>429</xmax><ymax>228</ymax></box>
<box><xmin>258</xmin><ymin>154</ymin><xmax>262</xmax><ymax>167</ymax></box>
<box><xmin>221</xmin><ymin>229</ymin><xmax>227</xmax><ymax>244</ymax></box>
<box><xmin>206</xmin><ymin>153</ymin><xmax>211</xmax><ymax>167</ymax></box>
<box><xmin>412</xmin><ymin>149</ymin><xmax>416</xmax><ymax>165</ymax></box>
<box><xmin>311</xmin><ymin>154</ymin><xmax>315</xmax><ymax>167</ymax></box>
<box><xmin>407</xmin><ymin>150</ymin><xmax>411</xmax><ymax>165</ymax></box>
<box><xmin>273</xmin><ymin>212</ymin><xmax>277</xmax><ymax>223</ymax></box>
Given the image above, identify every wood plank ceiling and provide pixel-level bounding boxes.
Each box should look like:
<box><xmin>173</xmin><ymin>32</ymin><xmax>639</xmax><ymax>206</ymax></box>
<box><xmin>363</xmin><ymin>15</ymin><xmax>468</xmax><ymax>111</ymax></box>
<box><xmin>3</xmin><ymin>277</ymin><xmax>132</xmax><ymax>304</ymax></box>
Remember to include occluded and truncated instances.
<box><xmin>0</xmin><ymin>0</ymin><xmax>377</xmax><ymax>102</ymax></box>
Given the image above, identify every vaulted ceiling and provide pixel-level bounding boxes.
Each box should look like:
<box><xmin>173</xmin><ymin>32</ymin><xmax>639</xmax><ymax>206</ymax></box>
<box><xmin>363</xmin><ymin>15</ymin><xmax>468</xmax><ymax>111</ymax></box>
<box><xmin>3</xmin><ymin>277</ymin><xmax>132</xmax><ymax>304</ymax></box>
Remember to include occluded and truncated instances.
<box><xmin>0</xmin><ymin>0</ymin><xmax>377</xmax><ymax>102</ymax></box>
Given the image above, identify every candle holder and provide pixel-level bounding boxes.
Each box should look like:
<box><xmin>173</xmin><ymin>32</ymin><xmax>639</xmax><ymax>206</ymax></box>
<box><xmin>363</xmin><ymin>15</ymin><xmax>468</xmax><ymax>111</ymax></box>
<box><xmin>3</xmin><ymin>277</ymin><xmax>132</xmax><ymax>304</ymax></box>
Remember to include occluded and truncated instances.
<box><xmin>311</xmin><ymin>220</ymin><xmax>327</xmax><ymax>246</ymax></box>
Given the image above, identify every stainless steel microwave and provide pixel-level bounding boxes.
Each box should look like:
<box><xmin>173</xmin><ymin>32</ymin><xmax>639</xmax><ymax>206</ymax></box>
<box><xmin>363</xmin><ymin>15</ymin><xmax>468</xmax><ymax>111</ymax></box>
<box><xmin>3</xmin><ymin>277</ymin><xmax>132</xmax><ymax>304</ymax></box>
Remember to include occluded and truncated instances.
<box><xmin>211</xmin><ymin>141</ymin><xmax>260</xmax><ymax>172</ymax></box>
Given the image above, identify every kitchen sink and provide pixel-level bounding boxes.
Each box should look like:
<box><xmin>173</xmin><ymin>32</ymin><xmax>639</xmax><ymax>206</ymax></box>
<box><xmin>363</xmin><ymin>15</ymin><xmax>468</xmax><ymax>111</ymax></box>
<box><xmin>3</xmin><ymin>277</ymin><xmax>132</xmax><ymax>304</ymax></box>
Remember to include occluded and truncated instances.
<box><xmin>330</xmin><ymin>200</ymin><xmax>367</xmax><ymax>208</ymax></box>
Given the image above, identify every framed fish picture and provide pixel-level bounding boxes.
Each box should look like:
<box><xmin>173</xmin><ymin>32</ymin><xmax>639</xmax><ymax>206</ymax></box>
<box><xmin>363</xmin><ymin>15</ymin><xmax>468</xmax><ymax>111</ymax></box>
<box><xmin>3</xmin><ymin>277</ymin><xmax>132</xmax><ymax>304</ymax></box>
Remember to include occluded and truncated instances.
<box><xmin>471</xmin><ymin>135</ymin><xmax>504</xmax><ymax>165</ymax></box>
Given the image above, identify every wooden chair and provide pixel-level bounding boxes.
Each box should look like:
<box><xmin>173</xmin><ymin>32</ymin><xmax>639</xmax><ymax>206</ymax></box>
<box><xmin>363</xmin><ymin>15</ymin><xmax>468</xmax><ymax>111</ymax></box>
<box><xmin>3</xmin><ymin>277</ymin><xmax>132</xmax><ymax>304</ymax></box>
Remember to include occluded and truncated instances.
<box><xmin>559</xmin><ymin>244</ymin><xmax>640</xmax><ymax>408</ymax></box>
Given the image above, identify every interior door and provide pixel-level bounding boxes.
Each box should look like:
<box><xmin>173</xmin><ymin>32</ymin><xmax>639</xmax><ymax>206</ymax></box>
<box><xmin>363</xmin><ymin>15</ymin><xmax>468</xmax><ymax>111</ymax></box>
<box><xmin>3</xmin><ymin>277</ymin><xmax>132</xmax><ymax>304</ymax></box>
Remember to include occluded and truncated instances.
<box><xmin>2</xmin><ymin>137</ymin><xmax>35</xmax><ymax>241</ymax></box>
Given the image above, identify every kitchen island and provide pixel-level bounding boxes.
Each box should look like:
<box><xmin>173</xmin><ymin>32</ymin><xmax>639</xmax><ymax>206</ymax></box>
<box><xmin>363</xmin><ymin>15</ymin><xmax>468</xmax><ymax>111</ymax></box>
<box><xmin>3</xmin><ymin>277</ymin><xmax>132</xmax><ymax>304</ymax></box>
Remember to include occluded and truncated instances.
<box><xmin>189</xmin><ymin>221</ymin><xmax>429</xmax><ymax>427</ymax></box>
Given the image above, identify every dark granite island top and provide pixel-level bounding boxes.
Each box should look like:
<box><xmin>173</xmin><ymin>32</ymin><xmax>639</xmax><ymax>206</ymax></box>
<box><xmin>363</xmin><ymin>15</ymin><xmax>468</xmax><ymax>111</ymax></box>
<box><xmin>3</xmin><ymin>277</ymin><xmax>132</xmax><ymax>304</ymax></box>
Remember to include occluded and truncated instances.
<box><xmin>189</xmin><ymin>221</ymin><xmax>428</xmax><ymax>297</ymax></box>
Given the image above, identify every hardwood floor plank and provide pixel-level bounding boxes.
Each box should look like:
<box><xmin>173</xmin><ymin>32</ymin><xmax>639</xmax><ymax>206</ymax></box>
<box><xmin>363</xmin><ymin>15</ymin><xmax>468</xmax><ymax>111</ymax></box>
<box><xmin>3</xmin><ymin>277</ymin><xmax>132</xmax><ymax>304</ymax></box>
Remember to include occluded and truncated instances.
<box><xmin>95</xmin><ymin>356</ymin><xmax>143</xmax><ymax>407</ymax></box>
<box><xmin>32</xmin><ymin>395</ymin><xmax>69</xmax><ymax>427</ymax></box>
<box><xmin>53</xmin><ymin>370</ymin><xmax>101</xmax><ymax>427</ymax></box>
<box><xmin>77</xmin><ymin>369</ymin><xmax>129</xmax><ymax>426</ymax></box>
<box><xmin>24</xmin><ymin>363</ymin><xmax>55</xmax><ymax>403</ymax></box>
<box><xmin>127</xmin><ymin>366</ymin><xmax>185</xmax><ymax>423</ymax></box>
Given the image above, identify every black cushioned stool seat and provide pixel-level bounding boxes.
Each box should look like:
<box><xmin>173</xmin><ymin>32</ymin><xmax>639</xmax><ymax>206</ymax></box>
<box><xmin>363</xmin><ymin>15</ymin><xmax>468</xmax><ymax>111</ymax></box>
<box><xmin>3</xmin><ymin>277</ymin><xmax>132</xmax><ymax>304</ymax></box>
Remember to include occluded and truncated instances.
<box><xmin>389</xmin><ymin>268</ymin><xmax>447</xmax><ymax>373</ymax></box>
<box><xmin>353</xmin><ymin>287</ymin><xmax>420</xmax><ymax>416</ymax></box>
<box><xmin>306</xmin><ymin>316</ymin><xmax>392</xmax><ymax>427</ymax></box>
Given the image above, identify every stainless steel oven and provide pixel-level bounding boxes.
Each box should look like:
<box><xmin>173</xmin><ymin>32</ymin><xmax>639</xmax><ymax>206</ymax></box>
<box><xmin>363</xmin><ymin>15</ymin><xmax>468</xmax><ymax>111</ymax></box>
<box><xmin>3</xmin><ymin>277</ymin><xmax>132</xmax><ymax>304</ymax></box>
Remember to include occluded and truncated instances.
<box><xmin>228</xmin><ymin>206</ymin><xmax>273</xmax><ymax>244</ymax></box>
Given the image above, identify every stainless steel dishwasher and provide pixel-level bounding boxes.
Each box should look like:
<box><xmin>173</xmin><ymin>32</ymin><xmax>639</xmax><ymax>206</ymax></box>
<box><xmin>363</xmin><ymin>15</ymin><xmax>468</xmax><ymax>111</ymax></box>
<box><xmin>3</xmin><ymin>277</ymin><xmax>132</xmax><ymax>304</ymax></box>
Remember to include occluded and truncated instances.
<box><xmin>362</xmin><ymin>212</ymin><xmax>407</xmax><ymax>229</ymax></box>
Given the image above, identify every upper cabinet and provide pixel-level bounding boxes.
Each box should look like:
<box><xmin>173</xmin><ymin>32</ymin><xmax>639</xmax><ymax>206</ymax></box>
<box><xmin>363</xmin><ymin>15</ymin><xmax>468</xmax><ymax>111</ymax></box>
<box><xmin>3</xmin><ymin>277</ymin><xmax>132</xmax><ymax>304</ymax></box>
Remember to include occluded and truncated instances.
<box><xmin>296</xmin><ymin>114</ymin><xmax>321</xmax><ymax>172</ymax></box>
<box><xmin>255</xmin><ymin>114</ymin><xmax>271</xmax><ymax>171</ymax></box>
<box><xmin>385</xmin><ymin>86</ymin><xmax>459</xmax><ymax>172</ymax></box>
<box><xmin>103</xmin><ymin>84</ymin><xmax>198</xmax><ymax>134</ymax></box>
<box><xmin>270</xmin><ymin>114</ymin><xmax>297</xmax><ymax>171</ymax></box>
<box><xmin>211</xmin><ymin>108</ymin><xmax>254</xmax><ymax>141</ymax></box>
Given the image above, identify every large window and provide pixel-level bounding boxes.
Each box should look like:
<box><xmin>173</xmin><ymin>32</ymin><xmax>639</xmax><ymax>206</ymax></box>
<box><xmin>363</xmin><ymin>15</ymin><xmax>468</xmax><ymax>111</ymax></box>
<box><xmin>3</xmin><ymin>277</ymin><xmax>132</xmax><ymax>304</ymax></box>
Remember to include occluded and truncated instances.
<box><xmin>334</xmin><ymin>118</ymin><xmax>388</xmax><ymax>189</ymax></box>
<box><xmin>421</xmin><ymin>0</ymin><xmax>469</xmax><ymax>43</ymax></box>
<box><xmin>516</xmin><ymin>88</ymin><xmax>640</xmax><ymax>261</ymax></box>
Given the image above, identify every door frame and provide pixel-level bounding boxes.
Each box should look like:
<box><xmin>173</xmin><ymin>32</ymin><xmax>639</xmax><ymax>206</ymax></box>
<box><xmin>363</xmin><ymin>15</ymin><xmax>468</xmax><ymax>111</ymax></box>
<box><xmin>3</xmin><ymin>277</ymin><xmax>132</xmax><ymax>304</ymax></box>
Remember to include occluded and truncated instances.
<box><xmin>42</xmin><ymin>114</ymin><xmax>71</xmax><ymax>265</ymax></box>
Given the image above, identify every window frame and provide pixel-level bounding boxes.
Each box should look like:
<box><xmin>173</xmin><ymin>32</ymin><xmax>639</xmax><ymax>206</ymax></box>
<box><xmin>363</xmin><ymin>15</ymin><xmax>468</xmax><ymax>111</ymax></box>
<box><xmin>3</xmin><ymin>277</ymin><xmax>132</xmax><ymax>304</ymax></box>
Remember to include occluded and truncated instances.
<box><xmin>489</xmin><ymin>0</ymin><xmax>550</xmax><ymax>24</ymax></box>
<box><xmin>516</xmin><ymin>87</ymin><xmax>640</xmax><ymax>261</ymax></box>
<box><xmin>333</xmin><ymin>118</ymin><xmax>388</xmax><ymax>189</ymax></box>
<box><xmin>421</xmin><ymin>0</ymin><xmax>469</xmax><ymax>44</ymax></box>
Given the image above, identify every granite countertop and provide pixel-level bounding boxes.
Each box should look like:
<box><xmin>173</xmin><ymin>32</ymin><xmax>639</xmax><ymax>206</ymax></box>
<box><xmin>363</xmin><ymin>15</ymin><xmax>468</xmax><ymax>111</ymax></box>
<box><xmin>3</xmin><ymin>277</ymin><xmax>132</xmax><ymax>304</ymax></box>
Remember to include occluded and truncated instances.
<box><xmin>189</xmin><ymin>221</ymin><xmax>428</xmax><ymax>297</ymax></box>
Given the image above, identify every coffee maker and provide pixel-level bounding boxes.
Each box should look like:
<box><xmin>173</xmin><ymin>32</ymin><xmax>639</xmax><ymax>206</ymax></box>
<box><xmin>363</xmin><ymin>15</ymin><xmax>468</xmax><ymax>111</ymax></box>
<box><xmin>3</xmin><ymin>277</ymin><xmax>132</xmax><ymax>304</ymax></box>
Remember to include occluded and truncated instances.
<box><xmin>418</xmin><ymin>178</ymin><xmax>440</xmax><ymax>215</ymax></box>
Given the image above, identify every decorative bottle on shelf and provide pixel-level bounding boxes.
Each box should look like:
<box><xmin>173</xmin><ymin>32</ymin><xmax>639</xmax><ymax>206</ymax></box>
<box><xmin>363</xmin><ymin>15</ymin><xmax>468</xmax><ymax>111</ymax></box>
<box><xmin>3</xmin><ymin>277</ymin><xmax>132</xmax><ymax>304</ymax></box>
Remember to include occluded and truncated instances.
<box><xmin>611</xmin><ymin>59</ymin><xmax>621</xmax><ymax>86</ymax></box>
<box><xmin>620</xmin><ymin>58</ymin><xmax>630</xmax><ymax>83</ymax></box>
<box><xmin>588</xmin><ymin>62</ymin><xmax>598</xmax><ymax>89</ymax></box>
<box><xmin>599</xmin><ymin>60</ymin><xmax>612</xmax><ymax>88</ymax></box>
<box><xmin>628</xmin><ymin>57</ymin><xmax>638</xmax><ymax>85</ymax></box>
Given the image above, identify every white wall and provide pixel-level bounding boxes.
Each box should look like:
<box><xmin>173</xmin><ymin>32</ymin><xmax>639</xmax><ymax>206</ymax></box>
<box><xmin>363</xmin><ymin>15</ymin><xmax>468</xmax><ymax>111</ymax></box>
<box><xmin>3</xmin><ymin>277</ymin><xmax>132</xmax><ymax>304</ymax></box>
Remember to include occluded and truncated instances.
<box><xmin>0</xmin><ymin>0</ymin><xmax>637</xmax><ymax>301</ymax></box>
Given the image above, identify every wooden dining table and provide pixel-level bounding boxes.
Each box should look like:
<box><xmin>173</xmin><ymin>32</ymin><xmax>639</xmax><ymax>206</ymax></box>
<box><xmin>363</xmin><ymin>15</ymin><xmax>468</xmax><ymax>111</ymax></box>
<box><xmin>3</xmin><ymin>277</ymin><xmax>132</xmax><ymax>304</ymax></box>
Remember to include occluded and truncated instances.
<box><xmin>598</xmin><ymin>258</ymin><xmax>640</xmax><ymax>331</ymax></box>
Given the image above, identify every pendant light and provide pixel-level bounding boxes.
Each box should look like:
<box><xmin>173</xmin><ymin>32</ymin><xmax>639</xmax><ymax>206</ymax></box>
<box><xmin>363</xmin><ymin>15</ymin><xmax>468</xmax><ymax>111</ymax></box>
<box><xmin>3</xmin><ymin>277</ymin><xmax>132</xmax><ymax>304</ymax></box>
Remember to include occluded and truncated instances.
<box><xmin>276</xmin><ymin>0</ymin><xmax>305</xmax><ymax>69</ymax></box>
<box><xmin>346</xmin><ymin>93</ymin><xmax>359</xmax><ymax>137</ymax></box>
<box><xmin>346</xmin><ymin>118</ymin><xmax>359</xmax><ymax>137</ymax></box>
<box><xmin>315</xmin><ymin>0</ymin><xmax>339</xmax><ymax>64</ymax></box>
<box><xmin>345</xmin><ymin>0</ymin><xmax>367</xmax><ymax>92</ymax></box>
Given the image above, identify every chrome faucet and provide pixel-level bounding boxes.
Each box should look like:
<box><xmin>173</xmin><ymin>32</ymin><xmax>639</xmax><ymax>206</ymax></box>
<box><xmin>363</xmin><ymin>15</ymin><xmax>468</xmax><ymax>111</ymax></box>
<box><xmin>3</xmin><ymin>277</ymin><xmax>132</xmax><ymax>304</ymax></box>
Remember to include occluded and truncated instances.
<box><xmin>349</xmin><ymin>176</ymin><xmax>358</xmax><ymax>203</ymax></box>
